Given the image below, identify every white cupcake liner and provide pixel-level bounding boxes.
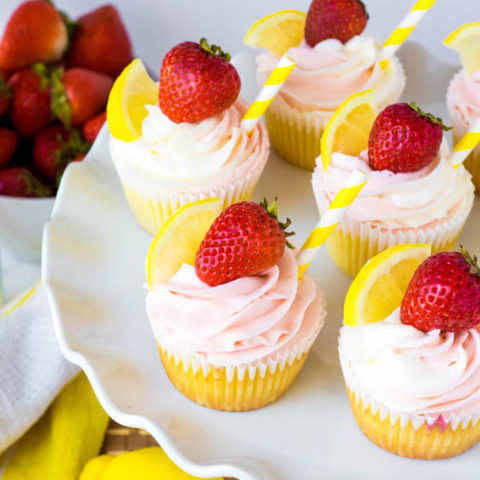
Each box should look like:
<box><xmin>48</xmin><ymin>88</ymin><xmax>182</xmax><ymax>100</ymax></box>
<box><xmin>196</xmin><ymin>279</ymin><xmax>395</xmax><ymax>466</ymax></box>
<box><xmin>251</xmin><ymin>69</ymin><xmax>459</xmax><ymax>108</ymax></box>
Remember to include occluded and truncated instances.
<box><xmin>157</xmin><ymin>292</ymin><xmax>327</xmax><ymax>383</ymax></box>
<box><xmin>339</xmin><ymin>349</ymin><xmax>480</xmax><ymax>432</ymax></box>
<box><xmin>336</xmin><ymin>193</ymin><xmax>473</xmax><ymax>249</ymax></box>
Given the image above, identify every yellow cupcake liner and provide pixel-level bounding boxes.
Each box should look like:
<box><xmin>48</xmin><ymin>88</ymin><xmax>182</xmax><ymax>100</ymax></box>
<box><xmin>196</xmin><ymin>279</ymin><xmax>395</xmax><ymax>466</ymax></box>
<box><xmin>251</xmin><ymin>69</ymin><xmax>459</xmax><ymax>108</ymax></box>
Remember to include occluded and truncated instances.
<box><xmin>264</xmin><ymin>96</ymin><xmax>329</xmax><ymax>171</ymax></box>
<box><xmin>122</xmin><ymin>180</ymin><xmax>257</xmax><ymax>236</ymax></box>
<box><xmin>347</xmin><ymin>389</ymin><xmax>480</xmax><ymax>459</ymax></box>
<box><xmin>158</xmin><ymin>346</ymin><xmax>310</xmax><ymax>412</ymax></box>
<box><xmin>326</xmin><ymin>226</ymin><xmax>460</xmax><ymax>278</ymax></box>
<box><xmin>453</xmin><ymin>131</ymin><xmax>480</xmax><ymax>194</ymax></box>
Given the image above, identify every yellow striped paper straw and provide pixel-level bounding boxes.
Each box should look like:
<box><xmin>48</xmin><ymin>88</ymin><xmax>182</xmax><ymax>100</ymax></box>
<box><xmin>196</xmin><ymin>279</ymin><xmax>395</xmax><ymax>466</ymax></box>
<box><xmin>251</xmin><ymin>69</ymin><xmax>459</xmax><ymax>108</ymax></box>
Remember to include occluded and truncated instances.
<box><xmin>296</xmin><ymin>169</ymin><xmax>369</xmax><ymax>278</ymax></box>
<box><xmin>241</xmin><ymin>53</ymin><xmax>296</xmax><ymax>133</ymax></box>
<box><xmin>380</xmin><ymin>0</ymin><xmax>436</xmax><ymax>68</ymax></box>
<box><xmin>449</xmin><ymin>118</ymin><xmax>480</xmax><ymax>169</ymax></box>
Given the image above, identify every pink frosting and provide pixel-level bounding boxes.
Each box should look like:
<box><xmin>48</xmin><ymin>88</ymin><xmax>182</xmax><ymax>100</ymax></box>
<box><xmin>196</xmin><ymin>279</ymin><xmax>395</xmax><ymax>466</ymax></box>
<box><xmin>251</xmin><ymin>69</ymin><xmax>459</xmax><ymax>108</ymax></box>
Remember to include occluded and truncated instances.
<box><xmin>145</xmin><ymin>249</ymin><xmax>326</xmax><ymax>367</ymax></box>
<box><xmin>447</xmin><ymin>70</ymin><xmax>480</xmax><ymax>137</ymax></box>
<box><xmin>312</xmin><ymin>148</ymin><xmax>473</xmax><ymax>229</ymax></box>
<box><xmin>339</xmin><ymin>310</ymin><xmax>480</xmax><ymax>418</ymax></box>
<box><xmin>256</xmin><ymin>35</ymin><xmax>405</xmax><ymax>112</ymax></box>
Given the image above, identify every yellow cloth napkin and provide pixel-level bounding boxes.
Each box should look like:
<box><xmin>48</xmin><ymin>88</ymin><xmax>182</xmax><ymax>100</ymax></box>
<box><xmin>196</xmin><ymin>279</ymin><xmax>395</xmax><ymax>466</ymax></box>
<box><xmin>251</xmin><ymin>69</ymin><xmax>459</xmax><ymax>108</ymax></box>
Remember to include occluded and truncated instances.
<box><xmin>0</xmin><ymin>373</ymin><xmax>109</xmax><ymax>480</ymax></box>
<box><xmin>80</xmin><ymin>447</ymin><xmax>223</xmax><ymax>480</ymax></box>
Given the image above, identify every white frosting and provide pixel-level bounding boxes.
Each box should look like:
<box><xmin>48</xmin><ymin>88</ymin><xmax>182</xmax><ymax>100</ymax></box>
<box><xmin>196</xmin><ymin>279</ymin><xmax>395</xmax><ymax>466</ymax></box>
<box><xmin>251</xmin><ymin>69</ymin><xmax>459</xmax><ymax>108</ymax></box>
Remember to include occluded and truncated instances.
<box><xmin>339</xmin><ymin>309</ymin><xmax>480</xmax><ymax>424</ymax></box>
<box><xmin>256</xmin><ymin>34</ymin><xmax>405</xmax><ymax>112</ymax></box>
<box><xmin>109</xmin><ymin>99</ymin><xmax>269</xmax><ymax>194</ymax></box>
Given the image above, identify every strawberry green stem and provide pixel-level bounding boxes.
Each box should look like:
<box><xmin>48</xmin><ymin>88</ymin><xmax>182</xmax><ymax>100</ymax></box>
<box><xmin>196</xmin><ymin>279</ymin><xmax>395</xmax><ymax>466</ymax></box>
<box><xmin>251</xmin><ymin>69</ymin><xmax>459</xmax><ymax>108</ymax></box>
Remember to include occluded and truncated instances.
<box><xmin>0</xmin><ymin>76</ymin><xmax>11</xmax><ymax>99</ymax></box>
<box><xmin>32</xmin><ymin>63</ymin><xmax>51</xmax><ymax>91</ymax></box>
<box><xmin>260</xmin><ymin>198</ymin><xmax>295</xmax><ymax>249</ymax></box>
<box><xmin>200</xmin><ymin>38</ymin><xmax>231</xmax><ymax>62</ymax></box>
<box><xmin>50</xmin><ymin>68</ymin><xmax>72</xmax><ymax>129</ymax></box>
<box><xmin>460</xmin><ymin>245</ymin><xmax>480</xmax><ymax>277</ymax></box>
<box><xmin>409</xmin><ymin>102</ymin><xmax>452</xmax><ymax>131</ymax></box>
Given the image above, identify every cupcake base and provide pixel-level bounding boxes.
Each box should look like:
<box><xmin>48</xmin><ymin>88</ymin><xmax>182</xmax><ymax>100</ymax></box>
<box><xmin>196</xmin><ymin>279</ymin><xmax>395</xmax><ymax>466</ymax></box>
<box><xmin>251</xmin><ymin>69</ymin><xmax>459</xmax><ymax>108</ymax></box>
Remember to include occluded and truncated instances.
<box><xmin>159</xmin><ymin>347</ymin><xmax>309</xmax><ymax>412</ymax></box>
<box><xmin>122</xmin><ymin>181</ymin><xmax>256</xmax><ymax>236</ymax></box>
<box><xmin>347</xmin><ymin>389</ymin><xmax>480</xmax><ymax>459</ymax></box>
<box><xmin>327</xmin><ymin>228</ymin><xmax>459</xmax><ymax>278</ymax></box>
<box><xmin>264</xmin><ymin>96</ymin><xmax>329</xmax><ymax>171</ymax></box>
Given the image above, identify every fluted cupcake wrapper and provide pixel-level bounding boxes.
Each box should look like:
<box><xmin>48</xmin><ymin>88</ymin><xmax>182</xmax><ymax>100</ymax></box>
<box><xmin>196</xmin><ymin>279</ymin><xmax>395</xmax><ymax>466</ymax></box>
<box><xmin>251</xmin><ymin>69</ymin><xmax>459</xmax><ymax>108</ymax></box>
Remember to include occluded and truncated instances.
<box><xmin>320</xmin><ymin>196</ymin><xmax>473</xmax><ymax>277</ymax></box>
<box><xmin>453</xmin><ymin>131</ymin><xmax>480</xmax><ymax>194</ymax></box>
<box><xmin>155</xmin><ymin>307</ymin><xmax>325</xmax><ymax>412</ymax></box>
<box><xmin>346</xmin><ymin>388</ymin><xmax>480</xmax><ymax>459</ymax></box>
<box><xmin>264</xmin><ymin>57</ymin><xmax>406</xmax><ymax>171</ymax></box>
<box><xmin>120</xmin><ymin>166</ymin><xmax>262</xmax><ymax>236</ymax></box>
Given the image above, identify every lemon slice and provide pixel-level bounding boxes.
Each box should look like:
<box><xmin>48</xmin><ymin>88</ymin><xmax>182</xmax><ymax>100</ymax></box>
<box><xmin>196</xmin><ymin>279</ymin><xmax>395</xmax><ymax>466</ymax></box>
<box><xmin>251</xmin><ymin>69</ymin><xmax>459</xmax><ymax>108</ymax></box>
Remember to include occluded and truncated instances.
<box><xmin>320</xmin><ymin>89</ymin><xmax>377</xmax><ymax>169</ymax></box>
<box><xmin>344</xmin><ymin>244</ymin><xmax>432</xmax><ymax>327</ymax></box>
<box><xmin>444</xmin><ymin>22</ymin><xmax>480</xmax><ymax>76</ymax></box>
<box><xmin>244</xmin><ymin>10</ymin><xmax>306</xmax><ymax>56</ymax></box>
<box><xmin>145</xmin><ymin>198</ymin><xmax>222</xmax><ymax>289</ymax></box>
<box><xmin>106</xmin><ymin>58</ymin><xmax>158</xmax><ymax>142</ymax></box>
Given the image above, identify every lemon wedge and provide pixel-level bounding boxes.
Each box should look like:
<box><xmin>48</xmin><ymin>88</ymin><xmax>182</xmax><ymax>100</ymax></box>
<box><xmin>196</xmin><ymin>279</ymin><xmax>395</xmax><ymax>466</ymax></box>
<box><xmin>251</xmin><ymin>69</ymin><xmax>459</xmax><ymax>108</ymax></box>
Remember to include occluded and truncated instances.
<box><xmin>344</xmin><ymin>244</ymin><xmax>432</xmax><ymax>327</ymax></box>
<box><xmin>145</xmin><ymin>198</ymin><xmax>222</xmax><ymax>289</ymax></box>
<box><xmin>320</xmin><ymin>89</ymin><xmax>377</xmax><ymax>169</ymax></box>
<box><xmin>244</xmin><ymin>10</ymin><xmax>306</xmax><ymax>56</ymax></box>
<box><xmin>444</xmin><ymin>22</ymin><xmax>480</xmax><ymax>76</ymax></box>
<box><xmin>106</xmin><ymin>58</ymin><xmax>158</xmax><ymax>142</ymax></box>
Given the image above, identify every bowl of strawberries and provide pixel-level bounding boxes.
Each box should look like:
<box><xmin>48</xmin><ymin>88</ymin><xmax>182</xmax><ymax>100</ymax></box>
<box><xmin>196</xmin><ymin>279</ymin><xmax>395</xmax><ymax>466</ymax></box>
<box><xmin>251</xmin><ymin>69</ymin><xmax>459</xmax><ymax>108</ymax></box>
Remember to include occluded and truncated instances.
<box><xmin>0</xmin><ymin>0</ymin><xmax>133</xmax><ymax>261</ymax></box>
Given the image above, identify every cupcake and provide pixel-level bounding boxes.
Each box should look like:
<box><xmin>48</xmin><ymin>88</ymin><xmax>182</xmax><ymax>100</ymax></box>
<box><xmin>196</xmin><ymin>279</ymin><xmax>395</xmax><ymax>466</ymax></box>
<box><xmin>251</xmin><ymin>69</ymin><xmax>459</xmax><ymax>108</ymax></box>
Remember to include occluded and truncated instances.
<box><xmin>339</xmin><ymin>244</ymin><xmax>480</xmax><ymax>459</ymax></box>
<box><xmin>313</xmin><ymin>101</ymin><xmax>474</xmax><ymax>277</ymax></box>
<box><xmin>107</xmin><ymin>40</ymin><xmax>269</xmax><ymax>236</ymax></box>
<box><xmin>445</xmin><ymin>23</ymin><xmax>480</xmax><ymax>193</ymax></box>
<box><xmin>145</xmin><ymin>199</ymin><xmax>326</xmax><ymax>411</ymax></box>
<box><xmin>250</xmin><ymin>0</ymin><xmax>405</xmax><ymax>170</ymax></box>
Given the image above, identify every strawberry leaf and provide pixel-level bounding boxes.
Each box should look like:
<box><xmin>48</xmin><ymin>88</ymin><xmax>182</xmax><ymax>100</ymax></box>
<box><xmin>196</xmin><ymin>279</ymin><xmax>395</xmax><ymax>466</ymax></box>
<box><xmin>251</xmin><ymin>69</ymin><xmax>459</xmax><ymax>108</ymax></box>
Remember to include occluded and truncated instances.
<box><xmin>200</xmin><ymin>38</ymin><xmax>231</xmax><ymax>62</ymax></box>
<box><xmin>460</xmin><ymin>245</ymin><xmax>480</xmax><ymax>277</ymax></box>
<box><xmin>50</xmin><ymin>68</ymin><xmax>72</xmax><ymax>129</ymax></box>
<box><xmin>409</xmin><ymin>102</ymin><xmax>452</xmax><ymax>131</ymax></box>
<box><xmin>260</xmin><ymin>198</ymin><xmax>295</xmax><ymax>249</ymax></box>
<box><xmin>0</xmin><ymin>76</ymin><xmax>11</xmax><ymax>99</ymax></box>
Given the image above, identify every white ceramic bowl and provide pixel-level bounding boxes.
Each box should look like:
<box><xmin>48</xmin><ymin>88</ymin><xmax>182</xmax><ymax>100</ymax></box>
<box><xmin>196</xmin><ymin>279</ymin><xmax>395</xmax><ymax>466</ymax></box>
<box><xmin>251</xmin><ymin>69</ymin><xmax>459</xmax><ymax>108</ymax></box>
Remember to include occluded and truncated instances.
<box><xmin>0</xmin><ymin>194</ymin><xmax>55</xmax><ymax>262</ymax></box>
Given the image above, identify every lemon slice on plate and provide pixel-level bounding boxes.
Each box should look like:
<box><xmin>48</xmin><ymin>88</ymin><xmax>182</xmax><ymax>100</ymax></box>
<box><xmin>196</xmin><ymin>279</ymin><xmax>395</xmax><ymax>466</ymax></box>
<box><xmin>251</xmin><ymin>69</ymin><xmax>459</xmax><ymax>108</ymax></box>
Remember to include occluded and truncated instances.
<box><xmin>344</xmin><ymin>244</ymin><xmax>432</xmax><ymax>327</ymax></box>
<box><xmin>444</xmin><ymin>22</ymin><xmax>480</xmax><ymax>76</ymax></box>
<box><xmin>244</xmin><ymin>10</ymin><xmax>306</xmax><ymax>56</ymax></box>
<box><xmin>145</xmin><ymin>198</ymin><xmax>222</xmax><ymax>289</ymax></box>
<box><xmin>106</xmin><ymin>58</ymin><xmax>158</xmax><ymax>142</ymax></box>
<box><xmin>320</xmin><ymin>89</ymin><xmax>377</xmax><ymax>169</ymax></box>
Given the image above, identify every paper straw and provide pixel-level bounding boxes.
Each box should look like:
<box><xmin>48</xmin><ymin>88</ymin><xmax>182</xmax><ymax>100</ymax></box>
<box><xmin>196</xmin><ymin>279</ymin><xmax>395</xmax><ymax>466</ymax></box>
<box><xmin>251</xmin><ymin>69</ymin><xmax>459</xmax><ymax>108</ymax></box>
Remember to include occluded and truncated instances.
<box><xmin>449</xmin><ymin>117</ymin><xmax>480</xmax><ymax>169</ymax></box>
<box><xmin>297</xmin><ymin>169</ymin><xmax>369</xmax><ymax>278</ymax></box>
<box><xmin>380</xmin><ymin>0</ymin><xmax>436</xmax><ymax>68</ymax></box>
<box><xmin>240</xmin><ymin>53</ymin><xmax>296</xmax><ymax>133</ymax></box>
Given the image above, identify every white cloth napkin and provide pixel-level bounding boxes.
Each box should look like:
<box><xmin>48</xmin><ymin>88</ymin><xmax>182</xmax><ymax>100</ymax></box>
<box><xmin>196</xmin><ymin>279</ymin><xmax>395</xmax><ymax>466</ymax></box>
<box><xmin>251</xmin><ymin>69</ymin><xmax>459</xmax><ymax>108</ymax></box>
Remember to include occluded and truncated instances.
<box><xmin>0</xmin><ymin>252</ymin><xmax>79</xmax><ymax>452</ymax></box>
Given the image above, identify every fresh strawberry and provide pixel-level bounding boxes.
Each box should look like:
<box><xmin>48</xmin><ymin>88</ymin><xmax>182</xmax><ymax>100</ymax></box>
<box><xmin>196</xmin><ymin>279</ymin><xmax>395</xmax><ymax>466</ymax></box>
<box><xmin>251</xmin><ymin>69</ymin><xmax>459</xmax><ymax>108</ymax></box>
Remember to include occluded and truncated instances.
<box><xmin>33</xmin><ymin>125</ymin><xmax>90</xmax><ymax>182</ymax></box>
<box><xmin>8</xmin><ymin>65</ymin><xmax>52</xmax><ymax>137</ymax></box>
<box><xmin>401</xmin><ymin>248</ymin><xmax>480</xmax><ymax>332</ymax></box>
<box><xmin>0</xmin><ymin>0</ymin><xmax>68</xmax><ymax>70</ymax></box>
<box><xmin>305</xmin><ymin>0</ymin><xmax>368</xmax><ymax>47</ymax></box>
<box><xmin>0</xmin><ymin>128</ymin><xmax>18</xmax><ymax>168</ymax></box>
<box><xmin>82</xmin><ymin>111</ymin><xmax>106</xmax><ymax>143</ymax></box>
<box><xmin>159</xmin><ymin>38</ymin><xmax>241</xmax><ymax>123</ymax></box>
<box><xmin>368</xmin><ymin>103</ymin><xmax>449</xmax><ymax>173</ymax></box>
<box><xmin>0</xmin><ymin>71</ymin><xmax>11</xmax><ymax>117</ymax></box>
<box><xmin>195</xmin><ymin>200</ymin><xmax>294</xmax><ymax>286</ymax></box>
<box><xmin>67</xmin><ymin>5</ymin><xmax>133</xmax><ymax>78</ymax></box>
<box><xmin>0</xmin><ymin>166</ymin><xmax>51</xmax><ymax>197</ymax></box>
<box><xmin>50</xmin><ymin>68</ymin><xmax>113</xmax><ymax>128</ymax></box>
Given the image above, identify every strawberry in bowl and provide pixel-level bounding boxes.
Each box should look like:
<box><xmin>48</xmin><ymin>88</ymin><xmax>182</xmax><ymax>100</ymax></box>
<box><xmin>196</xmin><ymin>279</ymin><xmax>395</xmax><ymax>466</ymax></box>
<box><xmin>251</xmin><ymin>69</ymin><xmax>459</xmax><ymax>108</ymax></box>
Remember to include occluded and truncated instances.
<box><xmin>0</xmin><ymin>0</ymin><xmax>133</xmax><ymax>260</ymax></box>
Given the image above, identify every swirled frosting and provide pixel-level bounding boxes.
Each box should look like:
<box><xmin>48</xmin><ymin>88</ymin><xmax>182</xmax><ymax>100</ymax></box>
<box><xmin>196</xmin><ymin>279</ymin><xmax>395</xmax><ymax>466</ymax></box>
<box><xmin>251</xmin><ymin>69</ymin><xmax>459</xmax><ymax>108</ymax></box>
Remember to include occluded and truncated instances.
<box><xmin>146</xmin><ymin>249</ymin><xmax>326</xmax><ymax>367</ymax></box>
<box><xmin>339</xmin><ymin>308</ymin><xmax>480</xmax><ymax>418</ymax></box>
<box><xmin>109</xmin><ymin>98</ymin><xmax>269</xmax><ymax>192</ymax></box>
<box><xmin>256</xmin><ymin>35</ymin><xmax>405</xmax><ymax>112</ymax></box>
<box><xmin>312</xmin><ymin>147</ymin><xmax>474</xmax><ymax>229</ymax></box>
<box><xmin>447</xmin><ymin>69</ymin><xmax>480</xmax><ymax>136</ymax></box>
